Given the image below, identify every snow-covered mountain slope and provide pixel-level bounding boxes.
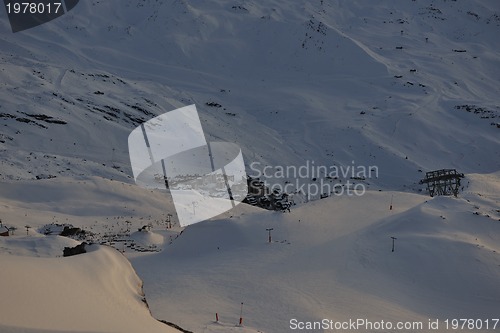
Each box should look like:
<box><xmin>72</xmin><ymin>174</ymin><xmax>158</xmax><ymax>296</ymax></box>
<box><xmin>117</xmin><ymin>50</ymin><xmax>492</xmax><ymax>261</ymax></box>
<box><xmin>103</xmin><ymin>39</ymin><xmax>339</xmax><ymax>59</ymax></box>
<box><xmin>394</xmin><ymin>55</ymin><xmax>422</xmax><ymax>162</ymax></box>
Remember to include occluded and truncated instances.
<box><xmin>0</xmin><ymin>242</ymin><xmax>179</xmax><ymax>333</ymax></box>
<box><xmin>0</xmin><ymin>0</ymin><xmax>499</xmax><ymax>332</ymax></box>
<box><xmin>130</xmin><ymin>176</ymin><xmax>500</xmax><ymax>332</ymax></box>
<box><xmin>0</xmin><ymin>0</ymin><xmax>498</xmax><ymax>194</ymax></box>
<box><xmin>0</xmin><ymin>172</ymin><xmax>498</xmax><ymax>332</ymax></box>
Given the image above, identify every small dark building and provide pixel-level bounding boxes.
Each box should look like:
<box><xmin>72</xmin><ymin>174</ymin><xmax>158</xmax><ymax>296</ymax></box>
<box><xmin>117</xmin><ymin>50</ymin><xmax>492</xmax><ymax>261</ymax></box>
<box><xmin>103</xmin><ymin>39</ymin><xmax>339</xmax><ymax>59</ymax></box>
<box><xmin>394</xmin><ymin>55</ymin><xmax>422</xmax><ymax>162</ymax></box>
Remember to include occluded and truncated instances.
<box><xmin>63</xmin><ymin>242</ymin><xmax>87</xmax><ymax>257</ymax></box>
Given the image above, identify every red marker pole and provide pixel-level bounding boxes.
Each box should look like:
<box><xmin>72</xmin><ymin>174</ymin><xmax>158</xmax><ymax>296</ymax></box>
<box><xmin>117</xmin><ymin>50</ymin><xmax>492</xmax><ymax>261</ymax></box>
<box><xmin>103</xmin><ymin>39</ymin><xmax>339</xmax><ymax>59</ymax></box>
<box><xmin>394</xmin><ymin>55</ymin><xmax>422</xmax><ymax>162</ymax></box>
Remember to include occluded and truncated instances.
<box><xmin>216</xmin><ymin>313</ymin><xmax>219</xmax><ymax>322</ymax></box>
<box><xmin>239</xmin><ymin>302</ymin><xmax>244</xmax><ymax>326</ymax></box>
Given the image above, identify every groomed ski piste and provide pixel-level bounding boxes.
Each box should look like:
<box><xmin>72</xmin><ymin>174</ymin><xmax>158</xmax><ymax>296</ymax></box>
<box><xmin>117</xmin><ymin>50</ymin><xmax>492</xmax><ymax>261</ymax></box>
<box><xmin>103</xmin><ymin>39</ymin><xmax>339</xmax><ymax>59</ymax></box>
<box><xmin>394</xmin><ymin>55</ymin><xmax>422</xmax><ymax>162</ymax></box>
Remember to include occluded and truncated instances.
<box><xmin>0</xmin><ymin>0</ymin><xmax>499</xmax><ymax>332</ymax></box>
<box><xmin>0</xmin><ymin>173</ymin><xmax>498</xmax><ymax>332</ymax></box>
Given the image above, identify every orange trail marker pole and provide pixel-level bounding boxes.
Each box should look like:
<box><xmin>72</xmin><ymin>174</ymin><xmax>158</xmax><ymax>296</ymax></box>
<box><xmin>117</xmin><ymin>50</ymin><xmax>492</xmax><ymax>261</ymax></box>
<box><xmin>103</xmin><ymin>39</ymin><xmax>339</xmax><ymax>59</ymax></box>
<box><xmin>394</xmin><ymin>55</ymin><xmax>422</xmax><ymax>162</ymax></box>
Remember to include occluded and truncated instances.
<box><xmin>239</xmin><ymin>302</ymin><xmax>244</xmax><ymax>325</ymax></box>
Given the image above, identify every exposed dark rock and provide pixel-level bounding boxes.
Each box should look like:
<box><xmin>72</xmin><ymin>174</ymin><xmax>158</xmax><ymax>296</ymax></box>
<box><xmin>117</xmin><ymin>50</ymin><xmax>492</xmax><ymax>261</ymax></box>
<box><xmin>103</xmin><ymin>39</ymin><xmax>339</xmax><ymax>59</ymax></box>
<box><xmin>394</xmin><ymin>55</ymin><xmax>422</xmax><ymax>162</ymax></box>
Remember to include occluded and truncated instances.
<box><xmin>205</xmin><ymin>102</ymin><xmax>222</xmax><ymax>108</ymax></box>
<box><xmin>60</xmin><ymin>226</ymin><xmax>83</xmax><ymax>237</ymax></box>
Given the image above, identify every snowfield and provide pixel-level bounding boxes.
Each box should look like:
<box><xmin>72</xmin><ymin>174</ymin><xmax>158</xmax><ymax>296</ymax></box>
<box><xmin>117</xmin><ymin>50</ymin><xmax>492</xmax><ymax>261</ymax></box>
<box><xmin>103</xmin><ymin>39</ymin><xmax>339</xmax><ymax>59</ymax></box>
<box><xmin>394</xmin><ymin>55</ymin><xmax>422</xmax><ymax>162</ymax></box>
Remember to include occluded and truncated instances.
<box><xmin>0</xmin><ymin>0</ymin><xmax>499</xmax><ymax>332</ymax></box>
<box><xmin>131</xmin><ymin>177</ymin><xmax>500</xmax><ymax>332</ymax></box>
<box><xmin>0</xmin><ymin>242</ymin><xmax>178</xmax><ymax>333</ymax></box>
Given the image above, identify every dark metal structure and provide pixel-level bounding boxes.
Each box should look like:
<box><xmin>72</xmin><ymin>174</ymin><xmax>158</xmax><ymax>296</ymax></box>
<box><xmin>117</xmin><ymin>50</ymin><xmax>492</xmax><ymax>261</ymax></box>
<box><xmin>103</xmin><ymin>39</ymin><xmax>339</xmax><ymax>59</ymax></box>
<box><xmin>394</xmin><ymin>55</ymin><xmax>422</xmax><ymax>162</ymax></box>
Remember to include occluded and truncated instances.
<box><xmin>391</xmin><ymin>236</ymin><xmax>397</xmax><ymax>252</ymax></box>
<box><xmin>266</xmin><ymin>228</ymin><xmax>274</xmax><ymax>243</ymax></box>
<box><xmin>419</xmin><ymin>169</ymin><xmax>464</xmax><ymax>197</ymax></box>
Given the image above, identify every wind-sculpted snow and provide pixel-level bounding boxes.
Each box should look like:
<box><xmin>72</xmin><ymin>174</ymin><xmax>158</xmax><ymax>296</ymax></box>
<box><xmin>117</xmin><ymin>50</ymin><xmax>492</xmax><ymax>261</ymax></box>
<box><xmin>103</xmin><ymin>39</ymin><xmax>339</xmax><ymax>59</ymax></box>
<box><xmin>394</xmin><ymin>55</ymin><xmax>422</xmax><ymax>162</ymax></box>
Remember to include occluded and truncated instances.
<box><xmin>0</xmin><ymin>244</ymin><xmax>179</xmax><ymax>333</ymax></box>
